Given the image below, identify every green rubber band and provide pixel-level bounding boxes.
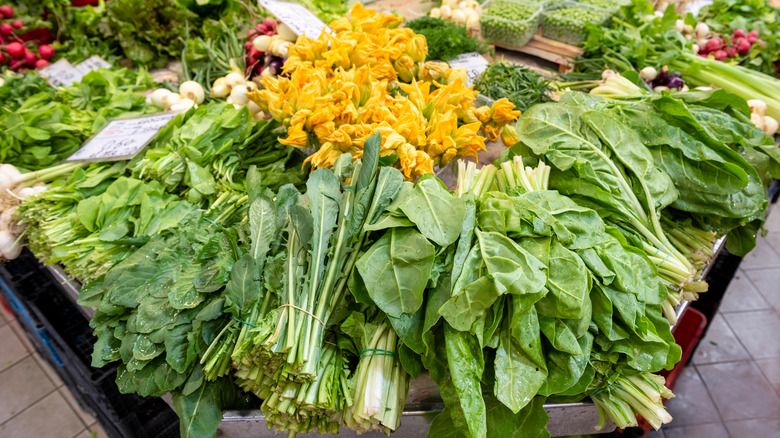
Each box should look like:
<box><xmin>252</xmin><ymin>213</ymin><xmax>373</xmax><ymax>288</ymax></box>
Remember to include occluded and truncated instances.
<box><xmin>360</xmin><ymin>353</ymin><xmax>399</xmax><ymax>359</ymax></box>
<box><xmin>657</xmin><ymin>250</ymin><xmax>675</xmax><ymax>269</ymax></box>
<box><xmin>203</xmin><ymin>216</ymin><xmax>220</xmax><ymax>228</ymax></box>
<box><xmin>231</xmin><ymin>317</ymin><xmax>256</xmax><ymax>327</ymax></box>
<box><xmin>359</xmin><ymin>348</ymin><xmax>399</xmax><ymax>359</ymax></box>
<box><xmin>653</xmin><ymin>238</ymin><xmax>670</xmax><ymax>258</ymax></box>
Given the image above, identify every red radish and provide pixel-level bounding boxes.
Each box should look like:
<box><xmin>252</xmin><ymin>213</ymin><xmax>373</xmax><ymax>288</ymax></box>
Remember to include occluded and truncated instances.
<box><xmin>727</xmin><ymin>46</ymin><xmax>737</xmax><ymax>57</ymax></box>
<box><xmin>736</xmin><ymin>38</ymin><xmax>751</xmax><ymax>54</ymax></box>
<box><xmin>733</xmin><ymin>29</ymin><xmax>745</xmax><ymax>38</ymax></box>
<box><xmin>757</xmin><ymin>38</ymin><xmax>765</xmax><ymax>46</ymax></box>
<box><xmin>12</xmin><ymin>19</ymin><xmax>21</xmax><ymax>29</ymax></box>
<box><xmin>244</xmin><ymin>41</ymin><xmax>253</xmax><ymax>51</ymax></box>
<box><xmin>704</xmin><ymin>39</ymin><xmax>721</xmax><ymax>52</ymax></box>
<box><xmin>0</xmin><ymin>23</ymin><xmax>12</xmax><ymax>36</ymax></box>
<box><xmin>713</xmin><ymin>50</ymin><xmax>728</xmax><ymax>61</ymax></box>
<box><xmin>34</xmin><ymin>58</ymin><xmax>49</xmax><ymax>68</ymax></box>
<box><xmin>38</xmin><ymin>44</ymin><xmax>53</xmax><ymax>59</ymax></box>
<box><xmin>748</xmin><ymin>35</ymin><xmax>757</xmax><ymax>44</ymax></box>
<box><xmin>257</xmin><ymin>24</ymin><xmax>269</xmax><ymax>33</ymax></box>
<box><xmin>23</xmin><ymin>50</ymin><xmax>36</xmax><ymax>65</ymax></box>
<box><xmin>0</xmin><ymin>52</ymin><xmax>5</xmax><ymax>64</ymax></box>
<box><xmin>5</xmin><ymin>41</ymin><xmax>23</xmax><ymax>58</ymax></box>
<box><xmin>0</xmin><ymin>5</ymin><xmax>12</xmax><ymax>18</ymax></box>
<box><xmin>9</xmin><ymin>59</ymin><xmax>23</xmax><ymax>69</ymax></box>
<box><xmin>263</xmin><ymin>17</ymin><xmax>276</xmax><ymax>29</ymax></box>
<box><xmin>749</xmin><ymin>30</ymin><xmax>758</xmax><ymax>38</ymax></box>
<box><xmin>249</xmin><ymin>47</ymin><xmax>262</xmax><ymax>59</ymax></box>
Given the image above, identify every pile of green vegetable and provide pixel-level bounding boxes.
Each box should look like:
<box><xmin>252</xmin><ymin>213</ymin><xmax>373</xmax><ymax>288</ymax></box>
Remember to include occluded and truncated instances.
<box><xmin>474</xmin><ymin>61</ymin><xmax>553</xmax><ymax>111</ymax></box>
<box><xmin>543</xmin><ymin>3</ymin><xmax>612</xmax><ymax>45</ymax></box>
<box><xmin>0</xmin><ymin>68</ymin><xmax>155</xmax><ymax>171</ymax></box>
<box><xmin>480</xmin><ymin>0</ymin><xmax>541</xmax><ymax>47</ymax></box>
<box><xmin>405</xmin><ymin>16</ymin><xmax>488</xmax><ymax>61</ymax></box>
<box><xmin>578</xmin><ymin>0</ymin><xmax>780</xmax><ymax>119</ymax></box>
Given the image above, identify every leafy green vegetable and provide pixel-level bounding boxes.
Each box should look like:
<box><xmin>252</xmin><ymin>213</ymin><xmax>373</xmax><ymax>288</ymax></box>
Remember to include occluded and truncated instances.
<box><xmin>474</xmin><ymin>62</ymin><xmax>553</xmax><ymax>112</ymax></box>
<box><xmin>405</xmin><ymin>17</ymin><xmax>488</xmax><ymax>61</ymax></box>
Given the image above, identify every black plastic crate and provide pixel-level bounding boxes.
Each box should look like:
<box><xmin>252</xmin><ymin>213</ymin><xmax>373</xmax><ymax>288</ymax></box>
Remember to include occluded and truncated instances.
<box><xmin>0</xmin><ymin>254</ymin><xmax>180</xmax><ymax>438</ymax></box>
<box><xmin>0</xmin><ymin>248</ymin><xmax>44</xmax><ymax>286</ymax></box>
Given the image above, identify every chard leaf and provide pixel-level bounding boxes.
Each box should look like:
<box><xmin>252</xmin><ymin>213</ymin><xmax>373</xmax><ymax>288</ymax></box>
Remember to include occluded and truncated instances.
<box><xmin>358</xmin><ymin>227</ymin><xmax>435</xmax><ymax>317</ymax></box>
<box><xmin>399</xmin><ymin>176</ymin><xmax>466</xmax><ymax>246</ymax></box>
<box><xmin>494</xmin><ymin>322</ymin><xmax>547</xmax><ymax>414</ymax></box>
<box><xmin>535</xmin><ymin>239</ymin><xmax>590</xmax><ymax>320</ymax></box>
<box><xmin>444</xmin><ymin>323</ymin><xmax>486</xmax><ymax>438</ymax></box>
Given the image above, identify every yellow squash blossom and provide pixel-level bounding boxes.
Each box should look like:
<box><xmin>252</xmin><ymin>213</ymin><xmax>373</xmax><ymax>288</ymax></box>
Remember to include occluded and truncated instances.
<box><xmin>248</xmin><ymin>3</ymin><xmax>521</xmax><ymax>180</ymax></box>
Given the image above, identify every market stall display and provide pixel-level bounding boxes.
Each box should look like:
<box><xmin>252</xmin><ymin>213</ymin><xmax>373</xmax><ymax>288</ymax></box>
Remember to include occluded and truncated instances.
<box><xmin>0</xmin><ymin>0</ymin><xmax>779</xmax><ymax>437</ymax></box>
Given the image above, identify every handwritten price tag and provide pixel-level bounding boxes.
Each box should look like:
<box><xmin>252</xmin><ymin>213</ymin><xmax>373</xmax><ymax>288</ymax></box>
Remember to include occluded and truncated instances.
<box><xmin>447</xmin><ymin>52</ymin><xmax>489</xmax><ymax>86</ymax></box>
<box><xmin>75</xmin><ymin>55</ymin><xmax>112</xmax><ymax>75</ymax></box>
<box><xmin>67</xmin><ymin>113</ymin><xmax>178</xmax><ymax>162</ymax></box>
<box><xmin>258</xmin><ymin>0</ymin><xmax>330</xmax><ymax>37</ymax></box>
<box><xmin>38</xmin><ymin>59</ymin><xmax>84</xmax><ymax>87</ymax></box>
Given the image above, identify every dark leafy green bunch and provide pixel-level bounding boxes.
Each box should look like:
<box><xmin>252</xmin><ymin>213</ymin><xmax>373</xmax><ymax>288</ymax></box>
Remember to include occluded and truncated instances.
<box><xmin>79</xmin><ymin>217</ymin><xmax>248</xmax><ymax>438</ymax></box>
<box><xmin>405</xmin><ymin>17</ymin><xmax>488</xmax><ymax>61</ymax></box>
<box><xmin>474</xmin><ymin>62</ymin><xmax>553</xmax><ymax>112</ymax></box>
<box><xmin>128</xmin><ymin>102</ymin><xmax>304</xmax><ymax>205</ymax></box>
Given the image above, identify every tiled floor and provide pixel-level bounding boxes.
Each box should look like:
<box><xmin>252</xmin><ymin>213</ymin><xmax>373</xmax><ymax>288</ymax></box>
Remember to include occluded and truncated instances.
<box><xmin>0</xmin><ymin>308</ymin><xmax>108</xmax><ymax>438</ymax></box>
<box><xmin>651</xmin><ymin>201</ymin><xmax>780</xmax><ymax>438</ymax></box>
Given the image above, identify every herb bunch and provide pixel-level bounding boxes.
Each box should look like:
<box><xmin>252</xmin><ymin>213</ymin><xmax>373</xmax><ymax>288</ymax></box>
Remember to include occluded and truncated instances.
<box><xmin>405</xmin><ymin>16</ymin><xmax>487</xmax><ymax>61</ymax></box>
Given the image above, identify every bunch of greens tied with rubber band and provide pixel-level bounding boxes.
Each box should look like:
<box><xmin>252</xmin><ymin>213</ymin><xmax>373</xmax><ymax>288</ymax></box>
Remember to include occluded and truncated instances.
<box><xmin>350</xmin><ymin>155</ymin><xmax>681</xmax><ymax>437</ymax></box>
<box><xmin>199</xmin><ymin>132</ymin><xmax>412</xmax><ymax>435</ymax></box>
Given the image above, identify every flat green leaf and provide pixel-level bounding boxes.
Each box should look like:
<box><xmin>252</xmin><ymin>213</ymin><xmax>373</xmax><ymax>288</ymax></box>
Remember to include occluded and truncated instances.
<box><xmin>172</xmin><ymin>382</ymin><xmax>224</xmax><ymax>438</ymax></box>
<box><xmin>400</xmin><ymin>177</ymin><xmax>466</xmax><ymax>246</ymax></box>
<box><xmin>226</xmin><ymin>254</ymin><xmax>262</xmax><ymax>310</ymax></box>
<box><xmin>358</xmin><ymin>228</ymin><xmax>435</xmax><ymax>317</ymax></box>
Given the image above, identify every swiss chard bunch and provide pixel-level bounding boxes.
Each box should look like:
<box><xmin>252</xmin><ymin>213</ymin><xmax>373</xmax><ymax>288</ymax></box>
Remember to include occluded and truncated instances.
<box><xmin>354</xmin><ymin>157</ymin><xmax>680</xmax><ymax>437</ymax></box>
<box><xmin>599</xmin><ymin>89</ymin><xmax>780</xmax><ymax>256</ymax></box>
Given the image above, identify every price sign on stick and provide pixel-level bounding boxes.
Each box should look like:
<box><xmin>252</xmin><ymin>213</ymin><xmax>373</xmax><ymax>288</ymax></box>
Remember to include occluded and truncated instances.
<box><xmin>258</xmin><ymin>0</ymin><xmax>330</xmax><ymax>37</ymax></box>
<box><xmin>38</xmin><ymin>59</ymin><xmax>84</xmax><ymax>87</ymax></box>
<box><xmin>446</xmin><ymin>52</ymin><xmax>489</xmax><ymax>86</ymax></box>
<box><xmin>75</xmin><ymin>55</ymin><xmax>112</xmax><ymax>75</ymax></box>
<box><xmin>67</xmin><ymin>113</ymin><xmax>178</xmax><ymax>162</ymax></box>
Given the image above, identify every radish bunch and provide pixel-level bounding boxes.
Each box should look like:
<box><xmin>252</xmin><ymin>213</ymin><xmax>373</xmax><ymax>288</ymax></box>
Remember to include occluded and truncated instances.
<box><xmin>245</xmin><ymin>17</ymin><xmax>295</xmax><ymax>79</ymax></box>
<box><xmin>0</xmin><ymin>5</ymin><xmax>55</xmax><ymax>71</ymax></box>
<box><xmin>640</xmin><ymin>66</ymin><xmax>688</xmax><ymax>92</ymax></box>
<box><xmin>695</xmin><ymin>29</ymin><xmax>763</xmax><ymax>62</ymax></box>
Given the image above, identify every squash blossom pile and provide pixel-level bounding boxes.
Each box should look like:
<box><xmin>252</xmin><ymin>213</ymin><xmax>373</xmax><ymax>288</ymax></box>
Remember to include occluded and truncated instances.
<box><xmin>248</xmin><ymin>3</ymin><xmax>521</xmax><ymax>180</ymax></box>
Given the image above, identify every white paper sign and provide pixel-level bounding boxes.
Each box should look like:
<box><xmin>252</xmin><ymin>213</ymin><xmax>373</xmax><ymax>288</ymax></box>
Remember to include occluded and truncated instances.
<box><xmin>38</xmin><ymin>59</ymin><xmax>84</xmax><ymax>87</ymax></box>
<box><xmin>75</xmin><ymin>55</ymin><xmax>112</xmax><ymax>75</ymax></box>
<box><xmin>447</xmin><ymin>52</ymin><xmax>489</xmax><ymax>86</ymax></box>
<box><xmin>67</xmin><ymin>113</ymin><xmax>178</xmax><ymax>162</ymax></box>
<box><xmin>258</xmin><ymin>0</ymin><xmax>329</xmax><ymax>37</ymax></box>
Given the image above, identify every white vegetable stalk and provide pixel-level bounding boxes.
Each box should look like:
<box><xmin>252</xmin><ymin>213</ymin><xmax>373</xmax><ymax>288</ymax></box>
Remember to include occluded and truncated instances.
<box><xmin>0</xmin><ymin>162</ymin><xmax>85</xmax><ymax>193</ymax></box>
<box><xmin>592</xmin><ymin>373</ymin><xmax>674</xmax><ymax>431</ymax></box>
<box><xmin>343</xmin><ymin>322</ymin><xmax>408</xmax><ymax>434</ymax></box>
